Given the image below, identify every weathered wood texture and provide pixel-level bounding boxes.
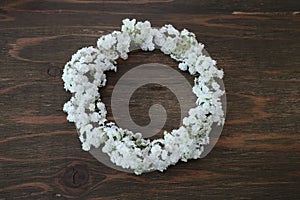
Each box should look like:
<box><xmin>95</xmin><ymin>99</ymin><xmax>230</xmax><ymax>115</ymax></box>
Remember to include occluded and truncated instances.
<box><xmin>1</xmin><ymin>0</ymin><xmax>300</xmax><ymax>199</ymax></box>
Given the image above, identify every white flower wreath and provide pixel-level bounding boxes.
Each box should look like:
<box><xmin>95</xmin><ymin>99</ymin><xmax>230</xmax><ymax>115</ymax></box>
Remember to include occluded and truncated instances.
<box><xmin>62</xmin><ymin>19</ymin><xmax>225</xmax><ymax>175</ymax></box>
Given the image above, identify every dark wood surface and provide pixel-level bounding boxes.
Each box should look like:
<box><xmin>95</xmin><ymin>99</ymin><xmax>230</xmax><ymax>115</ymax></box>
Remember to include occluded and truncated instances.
<box><xmin>1</xmin><ymin>0</ymin><xmax>300</xmax><ymax>199</ymax></box>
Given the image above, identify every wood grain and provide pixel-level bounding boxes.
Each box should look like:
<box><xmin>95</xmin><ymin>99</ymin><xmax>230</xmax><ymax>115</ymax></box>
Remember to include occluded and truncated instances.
<box><xmin>1</xmin><ymin>0</ymin><xmax>300</xmax><ymax>199</ymax></box>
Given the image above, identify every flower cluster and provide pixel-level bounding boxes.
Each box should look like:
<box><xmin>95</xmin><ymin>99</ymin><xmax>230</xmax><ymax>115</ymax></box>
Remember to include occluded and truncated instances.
<box><xmin>62</xmin><ymin>19</ymin><xmax>225</xmax><ymax>175</ymax></box>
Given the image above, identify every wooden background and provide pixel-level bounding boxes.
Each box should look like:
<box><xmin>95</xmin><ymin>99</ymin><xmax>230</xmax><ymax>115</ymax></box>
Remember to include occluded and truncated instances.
<box><xmin>1</xmin><ymin>0</ymin><xmax>300</xmax><ymax>199</ymax></box>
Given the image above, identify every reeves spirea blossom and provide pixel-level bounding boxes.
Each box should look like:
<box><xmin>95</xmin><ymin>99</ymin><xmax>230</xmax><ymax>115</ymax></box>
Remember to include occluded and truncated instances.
<box><xmin>62</xmin><ymin>18</ymin><xmax>225</xmax><ymax>175</ymax></box>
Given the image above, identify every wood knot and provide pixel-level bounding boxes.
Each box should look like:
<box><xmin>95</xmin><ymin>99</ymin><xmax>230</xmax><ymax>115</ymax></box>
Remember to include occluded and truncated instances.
<box><xmin>47</xmin><ymin>66</ymin><xmax>61</xmax><ymax>77</ymax></box>
<box><xmin>62</xmin><ymin>164</ymin><xmax>89</xmax><ymax>188</ymax></box>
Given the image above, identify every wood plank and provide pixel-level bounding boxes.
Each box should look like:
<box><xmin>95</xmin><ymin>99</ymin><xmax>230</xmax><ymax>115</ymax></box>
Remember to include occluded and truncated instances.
<box><xmin>0</xmin><ymin>0</ymin><xmax>299</xmax><ymax>199</ymax></box>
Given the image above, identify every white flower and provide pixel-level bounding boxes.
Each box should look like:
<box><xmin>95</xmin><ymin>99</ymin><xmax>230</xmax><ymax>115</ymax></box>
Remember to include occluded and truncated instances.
<box><xmin>62</xmin><ymin>18</ymin><xmax>225</xmax><ymax>175</ymax></box>
<box><xmin>212</xmin><ymin>82</ymin><xmax>220</xmax><ymax>90</ymax></box>
<box><xmin>93</xmin><ymin>71</ymin><xmax>106</xmax><ymax>87</ymax></box>
<box><xmin>161</xmin><ymin>36</ymin><xmax>177</xmax><ymax>54</ymax></box>
<box><xmin>161</xmin><ymin>150</ymin><xmax>168</xmax><ymax>161</ymax></box>
<box><xmin>161</xmin><ymin>24</ymin><xmax>180</xmax><ymax>36</ymax></box>
<box><xmin>90</xmin><ymin>112</ymin><xmax>101</xmax><ymax>122</ymax></box>
<box><xmin>153</xmin><ymin>28</ymin><xmax>165</xmax><ymax>47</ymax></box>
<box><xmin>116</xmin><ymin>32</ymin><xmax>131</xmax><ymax>59</ymax></box>
<box><xmin>181</xmin><ymin>29</ymin><xmax>190</xmax><ymax>36</ymax></box>
<box><xmin>188</xmin><ymin>65</ymin><xmax>196</xmax><ymax>75</ymax></box>
<box><xmin>121</xmin><ymin>18</ymin><xmax>136</xmax><ymax>32</ymax></box>
<box><xmin>88</xmin><ymin>103</ymin><xmax>95</xmax><ymax>111</ymax></box>
<box><xmin>97</xmin><ymin>34</ymin><xmax>117</xmax><ymax>50</ymax></box>
<box><xmin>150</xmin><ymin>144</ymin><xmax>162</xmax><ymax>157</ymax></box>
<box><xmin>178</xmin><ymin>62</ymin><xmax>188</xmax><ymax>71</ymax></box>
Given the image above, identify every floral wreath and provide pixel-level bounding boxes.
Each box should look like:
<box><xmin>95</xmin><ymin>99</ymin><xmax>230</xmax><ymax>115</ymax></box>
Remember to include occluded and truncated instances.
<box><xmin>62</xmin><ymin>19</ymin><xmax>225</xmax><ymax>175</ymax></box>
